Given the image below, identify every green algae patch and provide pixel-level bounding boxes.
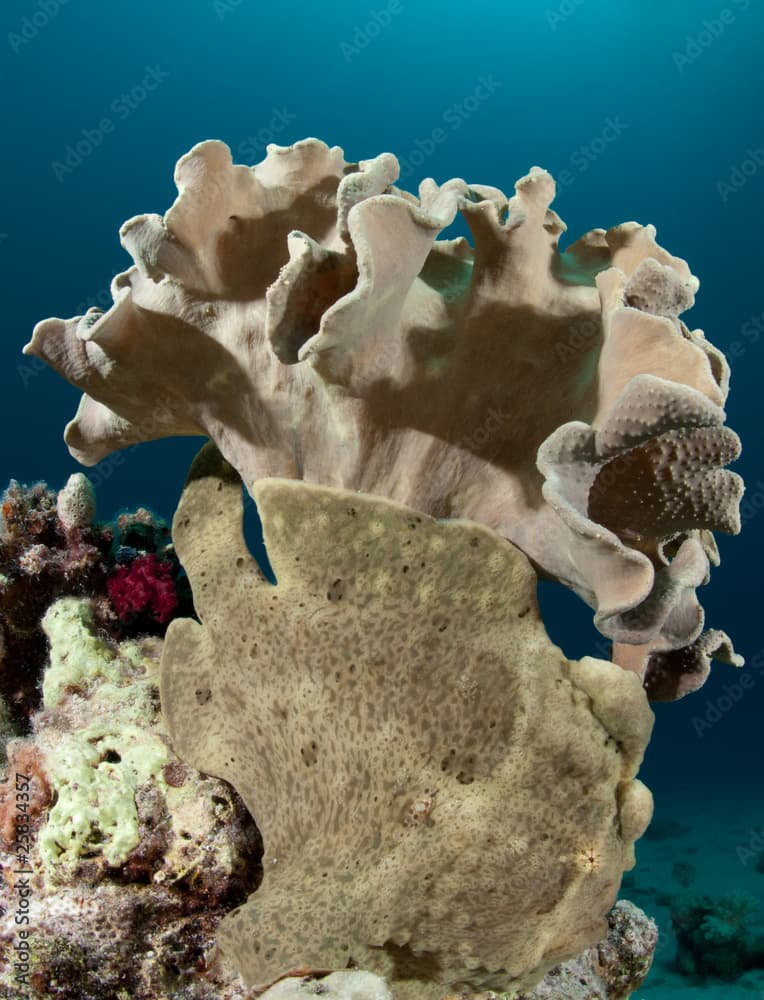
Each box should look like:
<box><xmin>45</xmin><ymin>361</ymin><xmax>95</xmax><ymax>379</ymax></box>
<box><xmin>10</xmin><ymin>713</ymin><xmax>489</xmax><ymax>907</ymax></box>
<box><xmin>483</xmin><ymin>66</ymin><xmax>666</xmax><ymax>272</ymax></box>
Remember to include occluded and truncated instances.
<box><xmin>37</xmin><ymin>596</ymin><xmax>169</xmax><ymax>874</ymax></box>
<box><xmin>38</xmin><ymin>719</ymin><xmax>169</xmax><ymax>871</ymax></box>
<box><xmin>41</xmin><ymin>597</ymin><xmax>122</xmax><ymax>707</ymax></box>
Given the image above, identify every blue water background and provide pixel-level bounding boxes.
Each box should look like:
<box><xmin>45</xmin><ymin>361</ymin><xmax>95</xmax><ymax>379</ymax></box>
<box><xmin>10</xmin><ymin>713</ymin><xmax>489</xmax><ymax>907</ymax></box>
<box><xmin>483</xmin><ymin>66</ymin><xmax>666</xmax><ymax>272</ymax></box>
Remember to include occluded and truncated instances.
<box><xmin>1</xmin><ymin>0</ymin><xmax>762</xmax><ymax>915</ymax></box>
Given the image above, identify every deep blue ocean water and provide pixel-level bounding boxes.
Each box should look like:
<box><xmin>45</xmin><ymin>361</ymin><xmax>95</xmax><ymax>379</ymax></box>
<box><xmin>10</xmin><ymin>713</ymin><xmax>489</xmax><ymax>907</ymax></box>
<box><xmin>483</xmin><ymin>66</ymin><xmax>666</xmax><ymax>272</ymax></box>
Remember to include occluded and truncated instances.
<box><xmin>2</xmin><ymin>0</ymin><xmax>763</xmax><ymax>993</ymax></box>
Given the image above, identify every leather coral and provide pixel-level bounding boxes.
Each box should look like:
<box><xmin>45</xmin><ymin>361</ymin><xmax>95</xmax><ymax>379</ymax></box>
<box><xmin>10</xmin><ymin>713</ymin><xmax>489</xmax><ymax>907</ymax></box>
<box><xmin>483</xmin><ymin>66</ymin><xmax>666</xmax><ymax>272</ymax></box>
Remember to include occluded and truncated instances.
<box><xmin>25</xmin><ymin>138</ymin><xmax>744</xmax><ymax>694</ymax></box>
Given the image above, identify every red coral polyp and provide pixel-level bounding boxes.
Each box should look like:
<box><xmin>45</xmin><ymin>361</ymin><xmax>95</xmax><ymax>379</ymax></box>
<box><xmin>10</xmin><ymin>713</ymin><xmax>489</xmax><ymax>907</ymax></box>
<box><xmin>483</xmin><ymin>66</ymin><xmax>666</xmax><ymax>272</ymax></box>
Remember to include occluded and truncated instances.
<box><xmin>106</xmin><ymin>553</ymin><xmax>178</xmax><ymax>625</ymax></box>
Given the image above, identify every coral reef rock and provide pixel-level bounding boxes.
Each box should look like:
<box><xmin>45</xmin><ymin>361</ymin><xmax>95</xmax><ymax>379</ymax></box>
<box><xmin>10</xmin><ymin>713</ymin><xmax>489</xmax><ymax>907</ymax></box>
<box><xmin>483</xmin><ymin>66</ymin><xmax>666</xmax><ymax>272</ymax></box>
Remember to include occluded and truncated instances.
<box><xmin>160</xmin><ymin>444</ymin><xmax>655</xmax><ymax>999</ymax></box>
<box><xmin>0</xmin><ymin>588</ymin><xmax>262</xmax><ymax>999</ymax></box>
<box><xmin>0</xmin><ymin>477</ymin><xmax>111</xmax><ymax>727</ymax></box>
<box><xmin>25</xmin><ymin>137</ymin><xmax>743</xmax><ymax>696</ymax></box>
<box><xmin>670</xmin><ymin>891</ymin><xmax>762</xmax><ymax>980</ymax></box>
<box><xmin>0</xmin><ymin>474</ymin><xmax>192</xmax><ymax>732</ymax></box>
<box><xmin>260</xmin><ymin>971</ymin><xmax>393</xmax><ymax>1000</ymax></box>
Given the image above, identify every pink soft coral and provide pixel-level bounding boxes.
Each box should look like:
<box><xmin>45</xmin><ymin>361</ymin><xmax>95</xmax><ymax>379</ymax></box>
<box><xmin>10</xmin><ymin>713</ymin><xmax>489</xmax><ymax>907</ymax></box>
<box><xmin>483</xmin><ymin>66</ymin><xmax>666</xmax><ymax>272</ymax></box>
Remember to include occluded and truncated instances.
<box><xmin>107</xmin><ymin>554</ymin><xmax>177</xmax><ymax>625</ymax></box>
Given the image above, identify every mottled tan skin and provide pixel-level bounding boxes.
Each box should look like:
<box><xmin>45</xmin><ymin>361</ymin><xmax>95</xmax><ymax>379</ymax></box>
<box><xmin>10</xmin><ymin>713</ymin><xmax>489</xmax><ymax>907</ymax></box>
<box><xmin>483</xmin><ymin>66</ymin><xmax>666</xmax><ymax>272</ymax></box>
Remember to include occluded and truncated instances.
<box><xmin>160</xmin><ymin>444</ymin><xmax>654</xmax><ymax>998</ymax></box>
